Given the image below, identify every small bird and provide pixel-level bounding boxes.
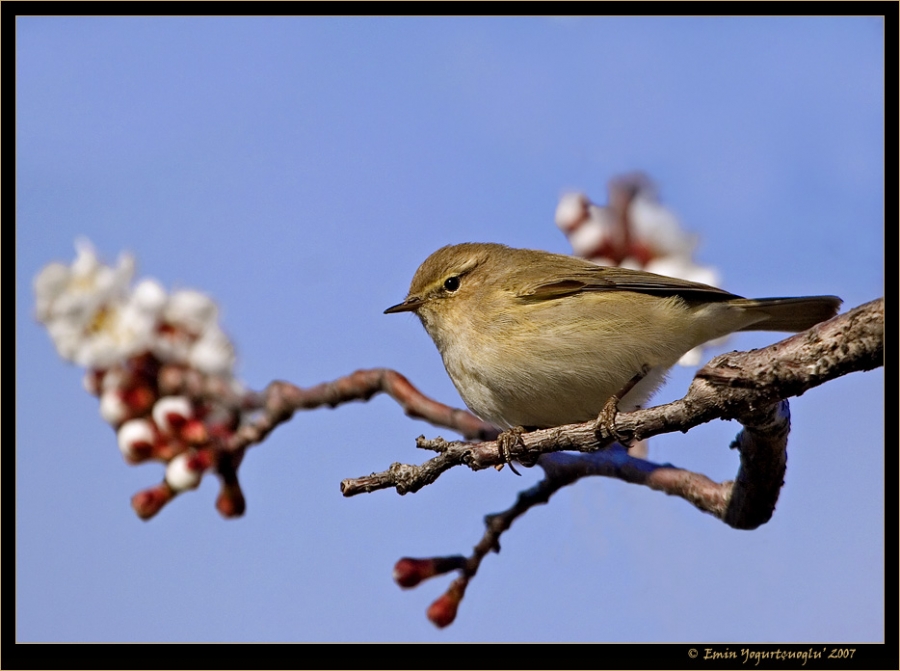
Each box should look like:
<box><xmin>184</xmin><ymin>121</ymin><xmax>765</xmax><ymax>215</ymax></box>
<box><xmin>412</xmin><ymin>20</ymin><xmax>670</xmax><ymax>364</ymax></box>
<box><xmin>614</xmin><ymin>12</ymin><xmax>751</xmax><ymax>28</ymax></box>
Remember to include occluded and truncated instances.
<box><xmin>385</xmin><ymin>243</ymin><xmax>841</xmax><ymax>431</ymax></box>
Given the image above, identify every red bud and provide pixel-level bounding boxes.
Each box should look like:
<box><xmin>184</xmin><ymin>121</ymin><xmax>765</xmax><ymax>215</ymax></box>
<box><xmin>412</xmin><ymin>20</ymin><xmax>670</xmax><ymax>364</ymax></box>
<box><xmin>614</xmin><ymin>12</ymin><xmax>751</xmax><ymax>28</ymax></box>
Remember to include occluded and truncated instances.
<box><xmin>216</xmin><ymin>483</ymin><xmax>246</xmax><ymax>518</ymax></box>
<box><xmin>181</xmin><ymin>419</ymin><xmax>209</xmax><ymax>445</ymax></box>
<box><xmin>123</xmin><ymin>385</ymin><xmax>156</xmax><ymax>415</ymax></box>
<box><xmin>427</xmin><ymin>584</ymin><xmax>464</xmax><ymax>629</ymax></box>
<box><xmin>131</xmin><ymin>483</ymin><xmax>175</xmax><ymax>520</ymax></box>
<box><xmin>393</xmin><ymin>558</ymin><xmax>433</xmax><ymax>588</ymax></box>
<box><xmin>186</xmin><ymin>449</ymin><xmax>214</xmax><ymax>472</ymax></box>
<box><xmin>125</xmin><ymin>440</ymin><xmax>154</xmax><ymax>463</ymax></box>
<box><xmin>393</xmin><ymin>556</ymin><xmax>466</xmax><ymax>588</ymax></box>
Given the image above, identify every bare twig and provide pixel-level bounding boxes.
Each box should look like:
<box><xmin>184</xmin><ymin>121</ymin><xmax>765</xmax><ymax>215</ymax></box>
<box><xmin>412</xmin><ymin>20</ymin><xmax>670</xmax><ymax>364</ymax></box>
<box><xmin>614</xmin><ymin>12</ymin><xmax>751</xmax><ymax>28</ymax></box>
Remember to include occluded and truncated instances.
<box><xmin>393</xmin><ymin>443</ymin><xmax>734</xmax><ymax>628</ymax></box>
<box><xmin>391</xmin><ymin>394</ymin><xmax>797</xmax><ymax>626</ymax></box>
<box><xmin>157</xmin><ymin>366</ymin><xmax>499</xmax><ymax>456</ymax></box>
<box><xmin>139</xmin><ymin>367</ymin><xmax>498</xmax><ymax>518</ymax></box>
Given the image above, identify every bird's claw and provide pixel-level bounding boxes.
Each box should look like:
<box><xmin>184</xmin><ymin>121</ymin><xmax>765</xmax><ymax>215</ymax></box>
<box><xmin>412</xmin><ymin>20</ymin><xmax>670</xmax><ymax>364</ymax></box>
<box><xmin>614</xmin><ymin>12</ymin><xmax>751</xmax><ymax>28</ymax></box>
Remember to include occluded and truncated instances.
<box><xmin>596</xmin><ymin>395</ymin><xmax>632</xmax><ymax>447</ymax></box>
<box><xmin>496</xmin><ymin>426</ymin><xmax>526</xmax><ymax>476</ymax></box>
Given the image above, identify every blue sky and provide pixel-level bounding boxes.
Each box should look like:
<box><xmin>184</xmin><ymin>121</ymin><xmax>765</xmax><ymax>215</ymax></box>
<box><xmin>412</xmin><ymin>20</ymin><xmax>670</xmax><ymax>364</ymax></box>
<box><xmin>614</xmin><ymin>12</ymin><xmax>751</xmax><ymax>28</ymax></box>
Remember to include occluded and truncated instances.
<box><xmin>16</xmin><ymin>17</ymin><xmax>884</xmax><ymax>643</ymax></box>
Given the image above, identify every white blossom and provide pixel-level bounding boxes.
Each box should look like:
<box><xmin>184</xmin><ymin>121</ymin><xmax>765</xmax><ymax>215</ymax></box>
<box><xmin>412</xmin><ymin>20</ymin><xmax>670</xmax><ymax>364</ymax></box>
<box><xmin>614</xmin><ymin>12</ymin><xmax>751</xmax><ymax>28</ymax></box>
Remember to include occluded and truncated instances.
<box><xmin>151</xmin><ymin>327</ymin><xmax>193</xmax><ymax>364</ymax></box>
<box><xmin>628</xmin><ymin>193</ymin><xmax>697</xmax><ymax>259</ymax></box>
<box><xmin>36</xmin><ymin>241</ymin><xmax>240</xmax><ymax>374</ymax></box>
<box><xmin>131</xmin><ymin>278</ymin><xmax>168</xmax><ymax>315</ymax></box>
<box><xmin>644</xmin><ymin>255</ymin><xmax>720</xmax><ymax>288</ymax></box>
<box><xmin>34</xmin><ymin>240</ymin><xmax>139</xmax><ymax>367</ymax></box>
<box><xmin>189</xmin><ymin>325</ymin><xmax>235</xmax><ymax>375</ymax></box>
<box><xmin>567</xmin><ymin>214</ymin><xmax>613</xmax><ymax>259</ymax></box>
<box><xmin>165</xmin><ymin>289</ymin><xmax>218</xmax><ymax>334</ymax></box>
<box><xmin>34</xmin><ymin>262</ymin><xmax>72</xmax><ymax>321</ymax></box>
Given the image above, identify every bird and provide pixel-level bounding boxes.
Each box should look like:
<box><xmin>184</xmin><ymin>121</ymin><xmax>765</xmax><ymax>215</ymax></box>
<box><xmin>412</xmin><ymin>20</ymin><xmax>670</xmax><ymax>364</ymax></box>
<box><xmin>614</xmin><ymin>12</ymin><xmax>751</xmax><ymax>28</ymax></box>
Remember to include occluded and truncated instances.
<box><xmin>385</xmin><ymin>243</ymin><xmax>841</xmax><ymax>433</ymax></box>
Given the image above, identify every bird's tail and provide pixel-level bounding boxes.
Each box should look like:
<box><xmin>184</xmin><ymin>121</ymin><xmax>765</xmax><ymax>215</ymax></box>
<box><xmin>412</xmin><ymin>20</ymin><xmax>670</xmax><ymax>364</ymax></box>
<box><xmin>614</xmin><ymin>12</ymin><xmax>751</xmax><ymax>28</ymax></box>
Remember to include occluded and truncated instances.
<box><xmin>731</xmin><ymin>296</ymin><xmax>842</xmax><ymax>332</ymax></box>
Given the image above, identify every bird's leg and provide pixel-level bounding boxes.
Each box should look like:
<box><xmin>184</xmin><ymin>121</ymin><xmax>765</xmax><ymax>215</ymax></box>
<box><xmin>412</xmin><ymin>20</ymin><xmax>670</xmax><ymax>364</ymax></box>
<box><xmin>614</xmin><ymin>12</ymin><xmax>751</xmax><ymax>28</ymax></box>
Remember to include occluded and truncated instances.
<box><xmin>495</xmin><ymin>426</ymin><xmax>533</xmax><ymax>476</ymax></box>
<box><xmin>596</xmin><ymin>364</ymin><xmax>650</xmax><ymax>446</ymax></box>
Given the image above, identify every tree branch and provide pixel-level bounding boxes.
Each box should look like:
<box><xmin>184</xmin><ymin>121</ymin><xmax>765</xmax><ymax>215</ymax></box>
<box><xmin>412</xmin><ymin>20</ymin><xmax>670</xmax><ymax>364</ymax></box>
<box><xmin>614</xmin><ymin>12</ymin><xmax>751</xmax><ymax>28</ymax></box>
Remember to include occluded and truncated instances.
<box><xmin>340</xmin><ymin>298</ymin><xmax>884</xmax><ymax>524</ymax></box>
<box><xmin>141</xmin><ymin>368</ymin><xmax>497</xmax><ymax>518</ymax></box>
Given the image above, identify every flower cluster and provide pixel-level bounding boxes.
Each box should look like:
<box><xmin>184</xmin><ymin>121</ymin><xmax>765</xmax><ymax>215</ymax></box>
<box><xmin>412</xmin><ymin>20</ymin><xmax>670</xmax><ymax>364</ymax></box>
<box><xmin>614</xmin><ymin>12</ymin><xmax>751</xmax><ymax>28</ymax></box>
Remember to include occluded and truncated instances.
<box><xmin>555</xmin><ymin>173</ymin><xmax>724</xmax><ymax>366</ymax></box>
<box><xmin>35</xmin><ymin>239</ymin><xmax>248</xmax><ymax>519</ymax></box>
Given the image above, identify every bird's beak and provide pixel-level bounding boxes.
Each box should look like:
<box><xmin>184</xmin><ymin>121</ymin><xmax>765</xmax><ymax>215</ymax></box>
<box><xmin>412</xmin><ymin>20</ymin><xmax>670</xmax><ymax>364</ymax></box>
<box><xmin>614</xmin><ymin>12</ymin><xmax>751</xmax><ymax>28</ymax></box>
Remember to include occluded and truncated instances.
<box><xmin>384</xmin><ymin>297</ymin><xmax>424</xmax><ymax>314</ymax></box>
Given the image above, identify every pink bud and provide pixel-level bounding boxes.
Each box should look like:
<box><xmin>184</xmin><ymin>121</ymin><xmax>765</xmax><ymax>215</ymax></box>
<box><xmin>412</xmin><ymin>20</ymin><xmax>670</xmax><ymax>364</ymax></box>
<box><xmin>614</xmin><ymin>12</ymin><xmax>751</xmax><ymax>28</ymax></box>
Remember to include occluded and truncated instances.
<box><xmin>180</xmin><ymin>418</ymin><xmax>209</xmax><ymax>445</ymax></box>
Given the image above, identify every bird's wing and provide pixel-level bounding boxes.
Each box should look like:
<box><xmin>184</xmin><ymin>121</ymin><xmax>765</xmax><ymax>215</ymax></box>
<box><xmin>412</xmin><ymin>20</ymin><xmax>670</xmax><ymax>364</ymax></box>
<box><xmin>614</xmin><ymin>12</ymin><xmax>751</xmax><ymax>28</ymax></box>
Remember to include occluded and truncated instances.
<box><xmin>515</xmin><ymin>264</ymin><xmax>741</xmax><ymax>302</ymax></box>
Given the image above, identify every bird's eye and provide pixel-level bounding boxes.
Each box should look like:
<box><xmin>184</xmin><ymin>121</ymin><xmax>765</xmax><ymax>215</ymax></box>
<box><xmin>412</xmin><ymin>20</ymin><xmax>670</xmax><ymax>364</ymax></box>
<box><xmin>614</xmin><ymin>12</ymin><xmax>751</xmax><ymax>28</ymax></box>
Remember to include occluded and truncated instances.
<box><xmin>443</xmin><ymin>276</ymin><xmax>460</xmax><ymax>292</ymax></box>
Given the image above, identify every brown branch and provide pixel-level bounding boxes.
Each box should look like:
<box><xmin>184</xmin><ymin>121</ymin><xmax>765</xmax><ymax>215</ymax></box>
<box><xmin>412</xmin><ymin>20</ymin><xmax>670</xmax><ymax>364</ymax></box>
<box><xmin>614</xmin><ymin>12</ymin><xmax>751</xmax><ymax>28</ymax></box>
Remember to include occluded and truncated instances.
<box><xmin>341</xmin><ymin>298</ymin><xmax>883</xmax><ymax>527</ymax></box>
<box><xmin>723</xmin><ymin>400</ymin><xmax>790</xmax><ymax>529</ymax></box>
<box><xmin>262</xmin><ymin>369</ymin><xmax>494</xmax><ymax>437</ymax></box>
<box><xmin>391</xmin><ymin>443</ymin><xmax>732</xmax><ymax>627</ymax></box>
<box><xmin>157</xmin><ymin>367</ymin><xmax>500</xmax><ymax>456</ymax></box>
<box><xmin>392</xmin><ymin>398</ymin><xmax>786</xmax><ymax>626</ymax></box>
<box><xmin>144</xmin><ymin>367</ymin><xmax>497</xmax><ymax>519</ymax></box>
